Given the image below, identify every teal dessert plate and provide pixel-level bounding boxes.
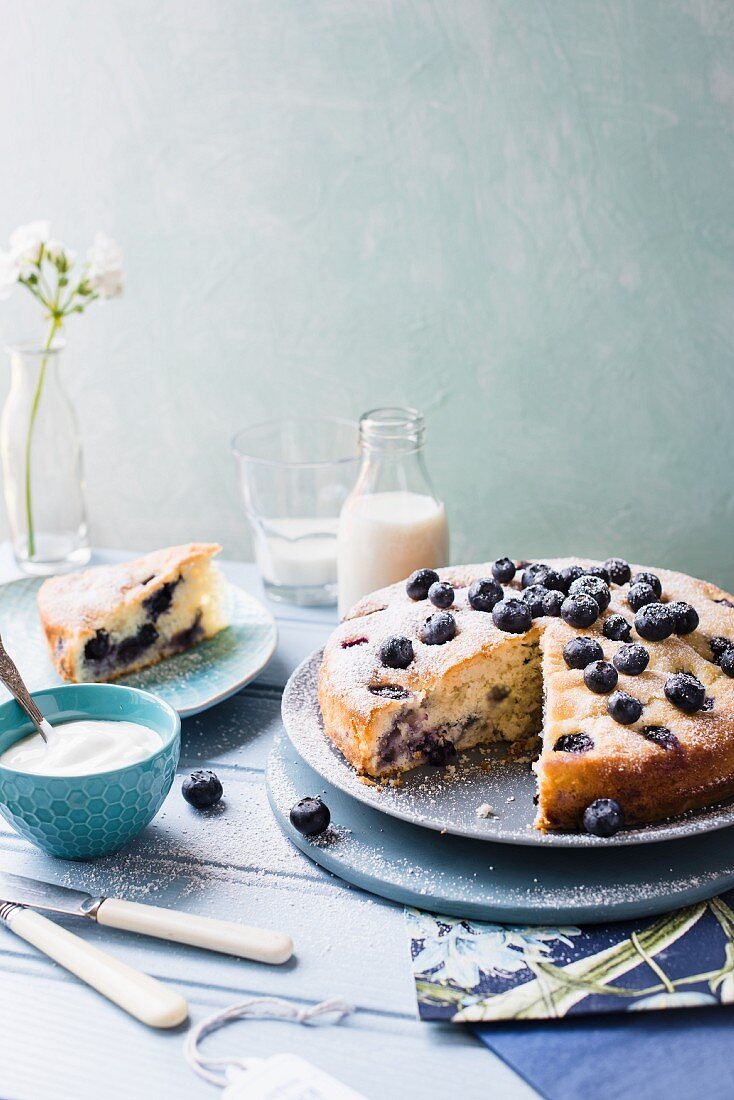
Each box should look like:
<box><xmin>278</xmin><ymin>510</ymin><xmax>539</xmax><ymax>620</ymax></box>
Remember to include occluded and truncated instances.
<box><xmin>0</xmin><ymin>683</ymin><xmax>180</xmax><ymax>859</ymax></box>
<box><xmin>0</xmin><ymin>578</ymin><xmax>277</xmax><ymax>717</ymax></box>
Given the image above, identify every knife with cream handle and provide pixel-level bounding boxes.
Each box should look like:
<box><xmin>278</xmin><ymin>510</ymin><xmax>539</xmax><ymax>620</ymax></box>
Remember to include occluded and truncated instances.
<box><xmin>0</xmin><ymin>871</ymin><xmax>293</xmax><ymax>964</ymax></box>
<box><xmin>0</xmin><ymin>901</ymin><xmax>188</xmax><ymax>1028</ymax></box>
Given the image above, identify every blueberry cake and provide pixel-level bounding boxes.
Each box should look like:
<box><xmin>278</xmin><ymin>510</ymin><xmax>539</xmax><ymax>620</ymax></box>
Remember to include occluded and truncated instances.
<box><xmin>317</xmin><ymin>558</ymin><xmax>734</xmax><ymax>834</ymax></box>
<box><xmin>38</xmin><ymin>544</ymin><xmax>229</xmax><ymax>683</ymax></box>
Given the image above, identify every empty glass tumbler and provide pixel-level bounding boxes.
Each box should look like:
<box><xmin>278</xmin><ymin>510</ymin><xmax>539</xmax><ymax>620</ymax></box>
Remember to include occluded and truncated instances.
<box><xmin>232</xmin><ymin>417</ymin><xmax>359</xmax><ymax>606</ymax></box>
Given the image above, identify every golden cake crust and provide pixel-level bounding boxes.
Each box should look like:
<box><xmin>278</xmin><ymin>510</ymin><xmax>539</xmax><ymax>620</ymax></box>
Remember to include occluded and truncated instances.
<box><xmin>318</xmin><ymin>558</ymin><xmax>734</xmax><ymax>832</ymax></box>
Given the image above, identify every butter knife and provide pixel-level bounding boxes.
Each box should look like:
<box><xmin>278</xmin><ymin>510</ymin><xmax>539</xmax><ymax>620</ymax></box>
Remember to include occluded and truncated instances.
<box><xmin>0</xmin><ymin>871</ymin><xmax>293</xmax><ymax>964</ymax></box>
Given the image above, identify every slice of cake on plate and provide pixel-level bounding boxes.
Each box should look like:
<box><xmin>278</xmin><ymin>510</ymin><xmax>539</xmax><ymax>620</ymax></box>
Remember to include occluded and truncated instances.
<box><xmin>38</xmin><ymin>543</ymin><xmax>229</xmax><ymax>683</ymax></box>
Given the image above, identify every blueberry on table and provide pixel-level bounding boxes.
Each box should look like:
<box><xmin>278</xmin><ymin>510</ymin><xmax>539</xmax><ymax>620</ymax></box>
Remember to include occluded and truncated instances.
<box><xmin>561</xmin><ymin>593</ymin><xmax>599</xmax><ymax>629</ymax></box>
<box><xmin>584</xmin><ymin>660</ymin><xmax>619</xmax><ymax>694</ymax></box>
<box><xmin>378</xmin><ymin>635</ymin><xmax>414</xmax><ymax>670</ymax></box>
<box><xmin>542</xmin><ymin>590</ymin><xmax>565</xmax><ymax>617</ymax></box>
<box><xmin>569</xmin><ymin>575</ymin><xmax>611</xmax><ymax>612</ymax></box>
<box><xmin>607</xmin><ymin>690</ymin><xmax>643</xmax><ymax>725</ymax></box>
<box><xmin>420</xmin><ymin>611</ymin><xmax>457</xmax><ymax>645</ymax></box>
<box><xmin>603</xmin><ymin>557</ymin><xmax>631</xmax><ymax>585</ymax></box>
<box><xmin>492</xmin><ymin>597</ymin><xmax>533</xmax><ymax>634</ymax></box>
<box><xmin>668</xmin><ymin>601</ymin><xmax>699</xmax><ymax>635</ymax></box>
<box><xmin>491</xmin><ymin>557</ymin><xmax>516</xmax><ymax>583</ymax></box>
<box><xmin>406</xmin><ymin>568</ymin><xmax>440</xmax><ymax>601</ymax></box>
<box><xmin>559</xmin><ymin>565</ymin><xmax>585</xmax><ymax>592</ymax></box>
<box><xmin>562</xmin><ymin>636</ymin><xmax>603</xmax><ymax>669</ymax></box>
<box><xmin>664</xmin><ymin>673</ymin><xmax>706</xmax><ymax>714</ymax></box>
<box><xmin>428</xmin><ymin>581</ymin><xmax>454</xmax><ymax>609</ymax></box>
<box><xmin>631</xmin><ymin>571</ymin><xmax>662</xmax><ymax>598</ymax></box>
<box><xmin>603</xmin><ymin>614</ymin><xmax>632</xmax><ymax>642</ymax></box>
<box><xmin>290</xmin><ymin>796</ymin><xmax>330</xmax><ymax>836</ymax></box>
<box><xmin>627</xmin><ymin>582</ymin><xmax>658</xmax><ymax>612</ymax></box>
<box><xmin>182</xmin><ymin>770</ymin><xmax>223</xmax><ymax>810</ymax></box>
<box><xmin>634</xmin><ymin>603</ymin><xmax>675</xmax><ymax>642</ymax></box>
<box><xmin>583</xmin><ymin>798</ymin><xmax>624</xmax><ymax>837</ymax></box>
<box><xmin>468</xmin><ymin>577</ymin><xmax>503</xmax><ymax>612</ymax></box>
<box><xmin>522</xmin><ymin>584</ymin><xmax>549</xmax><ymax>618</ymax></box>
<box><xmin>613</xmin><ymin>643</ymin><xmax>649</xmax><ymax>676</ymax></box>
<box><xmin>719</xmin><ymin>650</ymin><xmax>734</xmax><ymax>678</ymax></box>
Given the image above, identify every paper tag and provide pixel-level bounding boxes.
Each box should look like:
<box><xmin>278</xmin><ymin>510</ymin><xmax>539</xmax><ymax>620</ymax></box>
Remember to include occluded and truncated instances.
<box><xmin>222</xmin><ymin>1053</ymin><xmax>366</xmax><ymax>1100</ymax></box>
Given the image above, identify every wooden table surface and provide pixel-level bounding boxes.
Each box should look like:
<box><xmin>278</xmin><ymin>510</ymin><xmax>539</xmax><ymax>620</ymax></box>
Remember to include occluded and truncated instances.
<box><xmin>0</xmin><ymin>548</ymin><xmax>535</xmax><ymax>1100</ymax></box>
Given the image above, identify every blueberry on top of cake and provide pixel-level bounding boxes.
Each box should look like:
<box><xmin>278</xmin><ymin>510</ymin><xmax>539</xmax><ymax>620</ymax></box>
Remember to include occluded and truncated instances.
<box><xmin>318</xmin><ymin>557</ymin><xmax>734</xmax><ymax>833</ymax></box>
<box><xmin>38</xmin><ymin>543</ymin><xmax>229</xmax><ymax>683</ymax></box>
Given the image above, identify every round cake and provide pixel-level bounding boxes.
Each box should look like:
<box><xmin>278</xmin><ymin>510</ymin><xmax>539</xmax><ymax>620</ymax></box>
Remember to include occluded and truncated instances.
<box><xmin>317</xmin><ymin>557</ymin><xmax>734</xmax><ymax>833</ymax></box>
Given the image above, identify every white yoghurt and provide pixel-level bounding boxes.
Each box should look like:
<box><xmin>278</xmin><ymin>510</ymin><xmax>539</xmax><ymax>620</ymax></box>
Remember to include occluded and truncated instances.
<box><xmin>0</xmin><ymin>719</ymin><xmax>161</xmax><ymax>776</ymax></box>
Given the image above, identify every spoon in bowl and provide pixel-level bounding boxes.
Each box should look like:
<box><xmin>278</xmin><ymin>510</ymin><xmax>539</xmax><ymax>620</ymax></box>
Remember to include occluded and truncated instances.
<box><xmin>0</xmin><ymin>634</ymin><xmax>54</xmax><ymax>744</ymax></box>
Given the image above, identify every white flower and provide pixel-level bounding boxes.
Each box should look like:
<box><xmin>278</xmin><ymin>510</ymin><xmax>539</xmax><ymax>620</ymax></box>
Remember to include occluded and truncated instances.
<box><xmin>86</xmin><ymin>233</ymin><xmax>123</xmax><ymax>298</ymax></box>
<box><xmin>0</xmin><ymin>249</ymin><xmax>20</xmax><ymax>300</ymax></box>
<box><xmin>9</xmin><ymin>220</ymin><xmax>50</xmax><ymax>265</ymax></box>
<box><xmin>44</xmin><ymin>238</ymin><xmax>76</xmax><ymax>268</ymax></box>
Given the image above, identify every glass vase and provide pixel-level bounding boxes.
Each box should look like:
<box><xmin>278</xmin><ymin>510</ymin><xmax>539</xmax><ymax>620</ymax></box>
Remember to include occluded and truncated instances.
<box><xmin>0</xmin><ymin>341</ymin><xmax>90</xmax><ymax>575</ymax></box>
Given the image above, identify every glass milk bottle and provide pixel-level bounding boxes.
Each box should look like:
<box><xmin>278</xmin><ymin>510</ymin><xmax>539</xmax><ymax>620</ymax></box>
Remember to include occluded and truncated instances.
<box><xmin>337</xmin><ymin>407</ymin><xmax>449</xmax><ymax>617</ymax></box>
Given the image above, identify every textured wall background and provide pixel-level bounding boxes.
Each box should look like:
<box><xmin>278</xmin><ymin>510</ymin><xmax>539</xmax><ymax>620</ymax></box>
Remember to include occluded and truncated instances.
<box><xmin>1</xmin><ymin>1</ymin><xmax>733</xmax><ymax>584</ymax></box>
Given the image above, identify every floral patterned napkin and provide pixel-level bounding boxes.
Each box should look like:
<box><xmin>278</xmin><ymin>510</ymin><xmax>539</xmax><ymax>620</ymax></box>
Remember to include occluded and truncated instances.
<box><xmin>406</xmin><ymin>890</ymin><xmax>734</xmax><ymax>1021</ymax></box>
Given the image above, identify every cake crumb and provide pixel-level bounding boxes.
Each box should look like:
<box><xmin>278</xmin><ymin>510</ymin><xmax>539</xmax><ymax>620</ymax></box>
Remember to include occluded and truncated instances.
<box><xmin>476</xmin><ymin>803</ymin><xmax>496</xmax><ymax>818</ymax></box>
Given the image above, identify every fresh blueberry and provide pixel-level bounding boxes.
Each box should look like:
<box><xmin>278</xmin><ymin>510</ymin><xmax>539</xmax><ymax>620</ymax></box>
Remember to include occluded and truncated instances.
<box><xmin>607</xmin><ymin>690</ymin><xmax>643</xmax><ymax>724</ymax></box>
<box><xmin>522</xmin><ymin>563</ymin><xmax>550</xmax><ymax>588</ymax></box>
<box><xmin>553</xmin><ymin>733</ymin><xmax>593</xmax><ymax>753</ymax></box>
<box><xmin>559</xmin><ymin>565</ymin><xmax>585</xmax><ymax>593</ymax></box>
<box><xmin>613</xmin><ymin>643</ymin><xmax>650</xmax><ymax>676</ymax></box>
<box><xmin>569</xmin><ymin>575</ymin><xmax>611</xmax><ymax>612</ymax></box>
<box><xmin>492</xmin><ymin>597</ymin><xmax>533</xmax><ymax>634</ymax></box>
<box><xmin>368</xmin><ymin>684</ymin><xmax>411</xmax><ymax>699</ymax></box>
<box><xmin>428</xmin><ymin>581</ymin><xmax>454</xmax><ymax>609</ymax></box>
<box><xmin>603</xmin><ymin>558</ymin><xmax>631</xmax><ymax>585</ymax></box>
<box><xmin>542</xmin><ymin>590</ymin><xmax>565</xmax><ymax>617</ymax></box>
<box><xmin>534</xmin><ymin>567</ymin><xmax>565</xmax><ymax>592</ymax></box>
<box><xmin>603</xmin><ymin>615</ymin><xmax>632</xmax><ymax>642</ymax></box>
<box><xmin>583</xmin><ymin>798</ymin><xmax>624</xmax><ymax>837</ymax></box>
<box><xmin>84</xmin><ymin>630</ymin><xmax>111</xmax><ymax>663</ymax></box>
<box><xmin>561</xmin><ymin>593</ymin><xmax>599</xmax><ymax>629</ymax></box>
<box><xmin>406</xmin><ymin>568</ymin><xmax>440</xmax><ymax>600</ymax></box>
<box><xmin>378</xmin><ymin>635</ymin><xmax>414</xmax><ymax>670</ymax></box>
<box><xmin>468</xmin><ymin>577</ymin><xmax>503</xmax><ymax>612</ymax></box>
<box><xmin>182</xmin><ymin>770</ymin><xmax>223</xmax><ymax>810</ymax></box>
<box><xmin>627</xmin><ymin>583</ymin><xmax>658</xmax><ymax>612</ymax></box>
<box><xmin>563</xmin><ymin>636</ymin><xmax>603</xmax><ymax>669</ymax></box>
<box><xmin>583</xmin><ymin>565</ymin><xmax>611</xmax><ymax>584</ymax></box>
<box><xmin>710</xmin><ymin>636</ymin><xmax>734</xmax><ymax>664</ymax></box>
<box><xmin>522</xmin><ymin>584</ymin><xmax>549</xmax><ymax>618</ymax></box>
<box><xmin>289</xmin><ymin>796</ymin><xmax>330</xmax><ymax>836</ymax></box>
<box><xmin>664</xmin><ymin>673</ymin><xmax>706</xmax><ymax>714</ymax></box>
<box><xmin>631</xmin><ymin>571</ymin><xmax>662</xmax><ymax>598</ymax></box>
<box><xmin>491</xmin><ymin>557</ymin><xmax>516</xmax><ymax>583</ymax></box>
<box><xmin>641</xmin><ymin>726</ymin><xmax>680</xmax><ymax>751</ymax></box>
<box><xmin>584</xmin><ymin>660</ymin><xmax>619</xmax><ymax>694</ymax></box>
<box><xmin>667</xmin><ymin>601</ymin><xmax>699</xmax><ymax>635</ymax></box>
<box><xmin>420</xmin><ymin>611</ymin><xmax>457</xmax><ymax>646</ymax></box>
<box><xmin>634</xmin><ymin>603</ymin><xmax>675</xmax><ymax>642</ymax></box>
<box><xmin>720</xmin><ymin>650</ymin><xmax>734</xmax><ymax>678</ymax></box>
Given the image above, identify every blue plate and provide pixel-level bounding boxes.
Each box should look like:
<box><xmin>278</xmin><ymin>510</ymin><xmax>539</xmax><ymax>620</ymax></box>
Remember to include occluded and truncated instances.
<box><xmin>0</xmin><ymin>577</ymin><xmax>277</xmax><ymax>717</ymax></box>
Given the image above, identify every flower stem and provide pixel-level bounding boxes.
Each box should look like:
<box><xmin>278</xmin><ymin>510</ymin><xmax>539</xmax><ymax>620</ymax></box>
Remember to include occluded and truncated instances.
<box><xmin>24</xmin><ymin>315</ymin><xmax>61</xmax><ymax>558</ymax></box>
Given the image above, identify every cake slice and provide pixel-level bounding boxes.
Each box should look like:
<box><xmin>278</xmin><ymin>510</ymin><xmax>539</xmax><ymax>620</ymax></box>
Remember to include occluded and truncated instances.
<box><xmin>38</xmin><ymin>543</ymin><xmax>229</xmax><ymax>683</ymax></box>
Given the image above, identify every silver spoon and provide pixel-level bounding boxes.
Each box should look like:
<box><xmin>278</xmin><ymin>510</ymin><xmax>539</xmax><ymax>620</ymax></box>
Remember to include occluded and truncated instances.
<box><xmin>0</xmin><ymin>634</ymin><xmax>52</xmax><ymax>743</ymax></box>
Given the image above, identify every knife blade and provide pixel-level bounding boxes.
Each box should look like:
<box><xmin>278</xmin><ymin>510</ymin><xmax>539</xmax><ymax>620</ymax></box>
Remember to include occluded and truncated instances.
<box><xmin>0</xmin><ymin>870</ymin><xmax>293</xmax><ymax>963</ymax></box>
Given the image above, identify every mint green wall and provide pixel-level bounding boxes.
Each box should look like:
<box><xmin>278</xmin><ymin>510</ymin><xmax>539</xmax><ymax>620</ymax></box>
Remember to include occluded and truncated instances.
<box><xmin>1</xmin><ymin>2</ymin><xmax>733</xmax><ymax>585</ymax></box>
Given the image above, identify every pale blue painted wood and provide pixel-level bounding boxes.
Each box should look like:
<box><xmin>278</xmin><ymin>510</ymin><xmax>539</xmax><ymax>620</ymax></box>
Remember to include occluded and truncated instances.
<box><xmin>0</xmin><ymin>547</ymin><xmax>536</xmax><ymax>1100</ymax></box>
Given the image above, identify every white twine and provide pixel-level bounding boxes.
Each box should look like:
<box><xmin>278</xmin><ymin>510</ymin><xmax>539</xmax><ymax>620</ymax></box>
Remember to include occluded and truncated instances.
<box><xmin>184</xmin><ymin>996</ymin><xmax>354</xmax><ymax>1087</ymax></box>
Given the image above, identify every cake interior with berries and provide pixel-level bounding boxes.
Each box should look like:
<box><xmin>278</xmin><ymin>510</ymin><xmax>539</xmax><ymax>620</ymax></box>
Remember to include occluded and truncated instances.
<box><xmin>38</xmin><ymin>543</ymin><xmax>229</xmax><ymax>683</ymax></box>
<box><xmin>318</xmin><ymin>557</ymin><xmax>734</xmax><ymax>834</ymax></box>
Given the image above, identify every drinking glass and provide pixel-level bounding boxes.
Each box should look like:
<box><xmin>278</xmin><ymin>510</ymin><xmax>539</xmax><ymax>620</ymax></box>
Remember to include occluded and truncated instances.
<box><xmin>232</xmin><ymin>417</ymin><xmax>359</xmax><ymax>606</ymax></box>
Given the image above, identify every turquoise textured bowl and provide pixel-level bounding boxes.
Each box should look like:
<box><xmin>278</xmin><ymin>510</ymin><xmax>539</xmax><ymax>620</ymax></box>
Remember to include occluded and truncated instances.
<box><xmin>0</xmin><ymin>684</ymin><xmax>180</xmax><ymax>859</ymax></box>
